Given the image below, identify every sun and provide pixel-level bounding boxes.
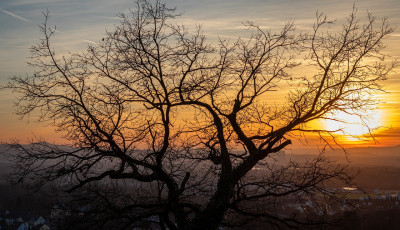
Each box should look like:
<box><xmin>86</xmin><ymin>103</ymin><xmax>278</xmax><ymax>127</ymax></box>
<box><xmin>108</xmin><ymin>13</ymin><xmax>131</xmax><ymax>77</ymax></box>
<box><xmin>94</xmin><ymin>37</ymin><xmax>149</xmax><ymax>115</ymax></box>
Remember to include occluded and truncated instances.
<box><xmin>325</xmin><ymin>109</ymin><xmax>381</xmax><ymax>138</ymax></box>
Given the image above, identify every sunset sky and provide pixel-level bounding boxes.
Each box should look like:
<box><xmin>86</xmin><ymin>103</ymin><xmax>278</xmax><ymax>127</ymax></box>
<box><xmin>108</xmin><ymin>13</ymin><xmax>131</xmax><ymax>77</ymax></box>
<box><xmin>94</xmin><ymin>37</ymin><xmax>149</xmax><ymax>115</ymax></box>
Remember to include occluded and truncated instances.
<box><xmin>0</xmin><ymin>0</ymin><xmax>399</xmax><ymax>149</ymax></box>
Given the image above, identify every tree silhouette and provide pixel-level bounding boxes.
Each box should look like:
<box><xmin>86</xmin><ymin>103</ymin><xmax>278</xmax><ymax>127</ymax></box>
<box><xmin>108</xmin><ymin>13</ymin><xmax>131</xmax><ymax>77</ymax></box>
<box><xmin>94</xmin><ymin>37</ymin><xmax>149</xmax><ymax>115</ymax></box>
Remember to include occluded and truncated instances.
<box><xmin>6</xmin><ymin>0</ymin><xmax>395</xmax><ymax>229</ymax></box>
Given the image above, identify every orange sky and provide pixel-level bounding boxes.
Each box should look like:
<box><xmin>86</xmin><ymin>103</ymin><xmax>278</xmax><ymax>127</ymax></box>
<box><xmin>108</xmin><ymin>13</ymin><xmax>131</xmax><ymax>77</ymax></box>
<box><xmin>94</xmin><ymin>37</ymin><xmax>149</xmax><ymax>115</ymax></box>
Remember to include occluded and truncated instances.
<box><xmin>0</xmin><ymin>0</ymin><xmax>399</xmax><ymax>149</ymax></box>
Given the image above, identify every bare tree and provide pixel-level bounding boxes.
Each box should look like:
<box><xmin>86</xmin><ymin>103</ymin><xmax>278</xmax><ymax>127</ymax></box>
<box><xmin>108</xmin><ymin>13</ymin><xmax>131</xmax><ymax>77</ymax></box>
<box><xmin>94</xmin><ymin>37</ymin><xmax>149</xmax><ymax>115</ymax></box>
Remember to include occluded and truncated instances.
<box><xmin>5</xmin><ymin>1</ymin><xmax>396</xmax><ymax>229</ymax></box>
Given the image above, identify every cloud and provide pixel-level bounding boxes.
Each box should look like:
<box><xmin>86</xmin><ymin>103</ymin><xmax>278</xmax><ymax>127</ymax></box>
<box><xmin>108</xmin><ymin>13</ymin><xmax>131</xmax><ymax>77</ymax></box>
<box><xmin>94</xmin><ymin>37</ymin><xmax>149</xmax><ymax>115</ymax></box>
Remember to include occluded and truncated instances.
<box><xmin>371</xmin><ymin>126</ymin><xmax>400</xmax><ymax>138</ymax></box>
<box><xmin>97</xmin><ymin>16</ymin><xmax>121</xmax><ymax>20</ymax></box>
<box><xmin>0</xmin><ymin>8</ymin><xmax>31</xmax><ymax>23</ymax></box>
<box><xmin>8</xmin><ymin>0</ymin><xmax>60</xmax><ymax>5</ymax></box>
<box><xmin>82</xmin><ymin>39</ymin><xmax>99</xmax><ymax>45</ymax></box>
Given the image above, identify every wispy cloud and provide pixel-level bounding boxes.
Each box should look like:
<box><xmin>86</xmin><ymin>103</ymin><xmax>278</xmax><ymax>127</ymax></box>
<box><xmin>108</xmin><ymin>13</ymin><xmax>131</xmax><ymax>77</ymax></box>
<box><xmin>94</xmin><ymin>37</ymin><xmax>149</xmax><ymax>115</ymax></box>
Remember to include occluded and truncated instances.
<box><xmin>97</xmin><ymin>16</ymin><xmax>121</xmax><ymax>20</ymax></box>
<box><xmin>82</xmin><ymin>39</ymin><xmax>99</xmax><ymax>45</ymax></box>
<box><xmin>0</xmin><ymin>8</ymin><xmax>31</xmax><ymax>23</ymax></box>
<box><xmin>8</xmin><ymin>0</ymin><xmax>59</xmax><ymax>6</ymax></box>
<box><xmin>202</xmin><ymin>33</ymin><xmax>251</xmax><ymax>41</ymax></box>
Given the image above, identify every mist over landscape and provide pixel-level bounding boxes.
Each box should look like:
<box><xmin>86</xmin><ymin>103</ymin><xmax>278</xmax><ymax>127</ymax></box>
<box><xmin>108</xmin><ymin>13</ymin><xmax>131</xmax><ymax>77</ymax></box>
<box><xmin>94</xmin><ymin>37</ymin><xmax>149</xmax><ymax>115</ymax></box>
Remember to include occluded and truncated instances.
<box><xmin>2</xmin><ymin>143</ymin><xmax>400</xmax><ymax>214</ymax></box>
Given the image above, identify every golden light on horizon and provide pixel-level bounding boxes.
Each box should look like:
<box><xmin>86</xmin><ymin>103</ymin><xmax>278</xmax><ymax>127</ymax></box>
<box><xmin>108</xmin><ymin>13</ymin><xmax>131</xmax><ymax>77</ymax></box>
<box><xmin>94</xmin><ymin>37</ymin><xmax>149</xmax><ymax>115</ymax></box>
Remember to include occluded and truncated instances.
<box><xmin>324</xmin><ymin>108</ymin><xmax>382</xmax><ymax>142</ymax></box>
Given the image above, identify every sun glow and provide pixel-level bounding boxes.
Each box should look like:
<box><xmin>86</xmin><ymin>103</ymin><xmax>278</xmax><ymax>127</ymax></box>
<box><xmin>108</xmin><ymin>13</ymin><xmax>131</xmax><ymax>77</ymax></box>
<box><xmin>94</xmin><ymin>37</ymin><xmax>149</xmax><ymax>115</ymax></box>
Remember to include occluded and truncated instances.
<box><xmin>325</xmin><ymin>109</ymin><xmax>382</xmax><ymax>139</ymax></box>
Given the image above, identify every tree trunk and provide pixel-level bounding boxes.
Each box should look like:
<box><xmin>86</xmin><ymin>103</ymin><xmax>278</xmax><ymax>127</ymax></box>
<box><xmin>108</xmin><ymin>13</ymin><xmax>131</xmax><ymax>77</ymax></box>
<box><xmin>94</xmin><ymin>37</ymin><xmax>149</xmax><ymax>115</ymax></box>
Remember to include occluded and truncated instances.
<box><xmin>184</xmin><ymin>177</ymin><xmax>234</xmax><ymax>230</ymax></box>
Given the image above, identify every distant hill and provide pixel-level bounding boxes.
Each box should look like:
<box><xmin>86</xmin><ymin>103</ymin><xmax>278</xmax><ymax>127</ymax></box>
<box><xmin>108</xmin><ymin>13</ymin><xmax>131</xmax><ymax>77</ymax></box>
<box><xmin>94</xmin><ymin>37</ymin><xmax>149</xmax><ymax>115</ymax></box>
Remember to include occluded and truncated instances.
<box><xmin>325</xmin><ymin>145</ymin><xmax>400</xmax><ymax>167</ymax></box>
<box><xmin>1</xmin><ymin>143</ymin><xmax>400</xmax><ymax>201</ymax></box>
<box><xmin>346</xmin><ymin>144</ymin><xmax>400</xmax><ymax>155</ymax></box>
<box><xmin>284</xmin><ymin>144</ymin><xmax>400</xmax><ymax>167</ymax></box>
<box><xmin>0</xmin><ymin>144</ymin><xmax>14</xmax><ymax>183</ymax></box>
<box><xmin>1</xmin><ymin>143</ymin><xmax>400</xmax><ymax>189</ymax></box>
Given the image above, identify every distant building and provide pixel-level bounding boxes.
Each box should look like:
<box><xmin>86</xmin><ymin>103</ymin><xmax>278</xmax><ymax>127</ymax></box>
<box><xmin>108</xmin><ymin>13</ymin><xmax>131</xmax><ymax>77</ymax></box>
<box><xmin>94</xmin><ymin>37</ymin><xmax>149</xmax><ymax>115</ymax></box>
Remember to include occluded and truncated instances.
<box><xmin>51</xmin><ymin>204</ymin><xmax>71</xmax><ymax>220</ymax></box>
<box><xmin>34</xmin><ymin>216</ymin><xmax>46</xmax><ymax>226</ymax></box>
<box><xmin>17</xmin><ymin>223</ymin><xmax>29</xmax><ymax>230</ymax></box>
<box><xmin>5</xmin><ymin>218</ymin><xmax>14</xmax><ymax>226</ymax></box>
<box><xmin>40</xmin><ymin>224</ymin><xmax>51</xmax><ymax>230</ymax></box>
